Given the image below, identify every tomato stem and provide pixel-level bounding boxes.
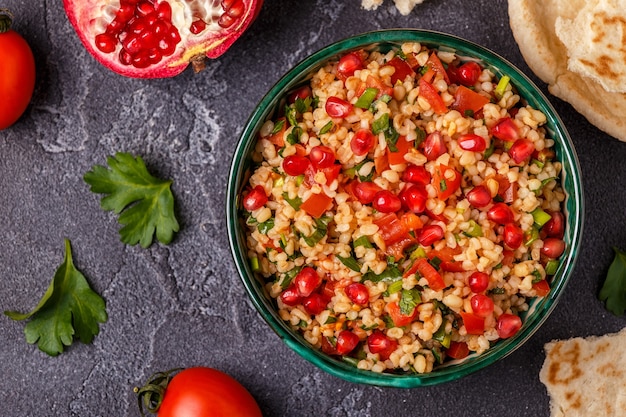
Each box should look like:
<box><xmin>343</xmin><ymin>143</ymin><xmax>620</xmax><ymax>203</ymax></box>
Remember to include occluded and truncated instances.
<box><xmin>134</xmin><ymin>368</ymin><xmax>183</xmax><ymax>417</ymax></box>
<box><xmin>0</xmin><ymin>9</ymin><xmax>13</xmax><ymax>34</ymax></box>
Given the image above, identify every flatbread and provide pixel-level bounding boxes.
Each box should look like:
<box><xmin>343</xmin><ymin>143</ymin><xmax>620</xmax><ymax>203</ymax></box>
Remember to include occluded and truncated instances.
<box><xmin>508</xmin><ymin>0</ymin><xmax>626</xmax><ymax>142</ymax></box>
<box><xmin>540</xmin><ymin>328</ymin><xmax>626</xmax><ymax>417</ymax></box>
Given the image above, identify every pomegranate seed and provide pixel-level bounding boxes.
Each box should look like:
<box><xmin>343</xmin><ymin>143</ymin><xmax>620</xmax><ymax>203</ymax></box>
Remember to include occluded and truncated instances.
<box><xmin>226</xmin><ymin>0</ymin><xmax>245</xmax><ymax>18</ymax></box>
<box><xmin>491</xmin><ymin>117</ymin><xmax>519</xmax><ymax>142</ymax></box>
<box><xmin>423</xmin><ymin>131</ymin><xmax>447</xmax><ymax>161</ymax></box>
<box><xmin>336</xmin><ymin>330</ymin><xmax>360</xmax><ymax>355</ymax></box>
<box><xmin>418</xmin><ymin>224</ymin><xmax>444</xmax><ymax>246</ymax></box>
<box><xmin>508</xmin><ymin>138</ymin><xmax>535</xmax><ymax>164</ymax></box>
<box><xmin>325</xmin><ymin>96</ymin><xmax>353</xmax><ymax>118</ymax></box>
<box><xmin>129</xmin><ymin>19</ymin><xmax>148</xmax><ymax>35</ymax></box>
<box><xmin>222</xmin><ymin>0</ymin><xmax>236</xmax><ymax>8</ymax></box>
<box><xmin>350</xmin><ymin>128</ymin><xmax>375</xmax><ymax>156</ymax></box>
<box><xmin>457</xmin><ymin>133</ymin><xmax>487</xmax><ymax>152</ymax></box>
<box><xmin>131</xmin><ymin>51</ymin><xmax>151</xmax><ymax>68</ymax></box>
<box><xmin>139</xmin><ymin>30</ymin><xmax>158</xmax><ymax>50</ymax></box>
<box><xmin>456</xmin><ymin>61</ymin><xmax>482</xmax><ymax>86</ymax></box>
<box><xmin>152</xmin><ymin>21</ymin><xmax>169</xmax><ymax>37</ymax></box>
<box><xmin>337</xmin><ymin>52</ymin><xmax>364</xmax><ymax>80</ymax></box>
<box><xmin>119</xmin><ymin>49</ymin><xmax>132</xmax><ymax>65</ymax></box>
<box><xmin>282</xmin><ymin>155</ymin><xmax>310</xmax><ymax>176</ymax></box>
<box><xmin>309</xmin><ymin>145</ymin><xmax>336</xmax><ymax>169</ymax></box>
<box><xmin>287</xmin><ymin>86</ymin><xmax>312</xmax><ymax>103</ymax></box>
<box><xmin>402</xmin><ymin>165</ymin><xmax>430</xmax><ymax>186</ymax></box>
<box><xmin>345</xmin><ymin>283</ymin><xmax>369</xmax><ymax>305</ymax></box>
<box><xmin>466</xmin><ymin>185</ymin><xmax>492</xmax><ymax>208</ymax></box>
<box><xmin>487</xmin><ymin>202</ymin><xmax>514</xmax><ymax>224</ymax></box>
<box><xmin>543</xmin><ymin>211</ymin><xmax>565</xmax><ymax>239</ymax></box>
<box><xmin>123</xmin><ymin>35</ymin><xmax>142</xmax><ymax>55</ymax></box>
<box><xmin>144</xmin><ymin>13</ymin><xmax>158</xmax><ymax>27</ymax></box>
<box><xmin>135</xmin><ymin>1</ymin><xmax>155</xmax><ymax>17</ymax></box>
<box><xmin>242</xmin><ymin>185</ymin><xmax>267</xmax><ymax>211</ymax></box>
<box><xmin>218</xmin><ymin>14</ymin><xmax>236</xmax><ymax>28</ymax></box>
<box><xmin>294</xmin><ymin>267</ymin><xmax>322</xmax><ymax>297</ymax></box>
<box><xmin>158</xmin><ymin>38</ymin><xmax>176</xmax><ymax>56</ymax></box>
<box><xmin>168</xmin><ymin>27</ymin><xmax>181</xmax><ymax>44</ymax></box>
<box><xmin>302</xmin><ymin>293</ymin><xmax>327</xmax><ymax>315</ymax></box>
<box><xmin>156</xmin><ymin>2</ymin><xmax>172</xmax><ymax>21</ymax></box>
<box><xmin>468</xmin><ymin>271</ymin><xmax>489</xmax><ymax>293</ymax></box>
<box><xmin>503</xmin><ymin>223</ymin><xmax>524</xmax><ymax>249</ymax></box>
<box><xmin>372</xmin><ymin>190</ymin><xmax>402</xmax><ymax>213</ymax></box>
<box><xmin>106</xmin><ymin>16</ymin><xmax>126</xmax><ymax>35</ymax></box>
<box><xmin>541</xmin><ymin>238</ymin><xmax>566</xmax><ymax>259</ymax></box>
<box><xmin>95</xmin><ymin>33</ymin><xmax>117</xmax><ymax>53</ymax></box>
<box><xmin>116</xmin><ymin>3</ymin><xmax>135</xmax><ymax>22</ymax></box>
<box><xmin>353</xmin><ymin>181</ymin><xmax>383</xmax><ymax>205</ymax></box>
<box><xmin>367</xmin><ymin>331</ymin><xmax>398</xmax><ymax>360</ymax></box>
<box><xmin>471</xmin><ymin>294</ymin><xmax>494</xmax><ymax>317</ymax></box>
<box><xmin>148</xmin><ymin>48</ymin><xmax>162</xmax><ymax>64</ymax></box>
<box><xmin>399</xmin><ymin>184</ymin><xmax>427</xmax><ymax>213</ymax></box>
<box><xmin>190</xmin><ymin>19</ymin><xmax>207</xmax><ymax>35</ymax></box>
<box><xmin>496</xmin><ymin>314</ymin><xmax>522</xmax><ymax>339</ymax></box>
<box><xmin>279</xmin><ymin>285</ymin><xmax>302</xmax><ymax>306</ymax></box>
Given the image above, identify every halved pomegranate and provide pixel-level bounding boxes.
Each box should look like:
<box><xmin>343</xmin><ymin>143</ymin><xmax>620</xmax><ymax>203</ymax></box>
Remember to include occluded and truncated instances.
<box><xmin>63</xmin><ymin>0</ymin><xmax>263</xmax><ymax>78</ymax></box>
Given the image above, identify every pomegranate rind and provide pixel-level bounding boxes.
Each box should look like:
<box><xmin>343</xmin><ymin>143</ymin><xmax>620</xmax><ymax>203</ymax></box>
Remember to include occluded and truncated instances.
<box><xmin>62</xmin><ymin>0</ymin><xmax>263</xmax><ymax>78</ymax></box>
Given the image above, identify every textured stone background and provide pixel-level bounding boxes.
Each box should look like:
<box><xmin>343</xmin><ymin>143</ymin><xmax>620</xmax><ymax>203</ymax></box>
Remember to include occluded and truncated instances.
<box><xmin>1</xmin><ymin>1</ymin><xmax>625</xmax><ymax>416</ymax></box>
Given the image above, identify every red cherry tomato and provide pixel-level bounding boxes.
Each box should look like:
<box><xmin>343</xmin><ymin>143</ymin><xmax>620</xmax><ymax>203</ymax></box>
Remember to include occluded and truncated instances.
<box><xmin>294</xmin><ymin>266</ymin><xmax>321</xmax><ymax>297</ymax></box>
<box><xmin>325</xmin><ymin>96</ymin><xmax>353</xmax><ymax>118</ymax></box>
<box><xmin>309</xmin><ymin>145</ymin><xmax>335</xmax><ymax>169</ymax></box>
<box><xmin>468</xmin><ymin>271</ymin><xmax>490</xmax><ymax>293</ymax></box>
<box><xmin>466</xmin><ymin>185</ymin><xmax>492</xmax><ymax>208</ymax></box>
<box><xmin>336</xmin><ymin>330</ymin><xmax>360</xmax><ymax>355</ymax></box>
<box><xmin>148</xmin><ymin>367</ymin><xmax>262</xmax><ymax>417</ymax></box>
<box><xmin>282</xmin><ymin>155</ymin><xmax>311</xmax><ymax>176</ymax></box>
<box><xmin>242</xmin><ymin>185</ymin><xmax>267</xmax><ymax>211</ymax></box>
<box><xmin>367</xmin><ymin>331</ymin><xmax>398</xmax><ymax>360</ymax></box>
<box><xmin>351</xmin><ymin>128</ymin><xmax>376</xmax><ymax>156</ymax></box>
<box><xmin>496</xmin><ymin>314</ymin><xmax>522</xmax><ymax>339</ymax></box>
<box><xmin>345</xmin><ymin>282</ymin><xmax>369</xmax><ymax>305</ymax></box>
<box><xmin>372</xmin><ymin>190</ymin><xmax>402</xmax><ymax>213</ymax></box>
<box><xmin>0</xmin><ymin>12</ymin><xmax>36</xmax><ymax>130</ymax></box>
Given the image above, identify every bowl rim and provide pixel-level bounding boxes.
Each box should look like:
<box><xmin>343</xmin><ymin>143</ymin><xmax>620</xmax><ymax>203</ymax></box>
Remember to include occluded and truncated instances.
<box><xmin>226</xmin><ymin>29</ymin><xmax>584</xmax><ymax>388</ymax></box>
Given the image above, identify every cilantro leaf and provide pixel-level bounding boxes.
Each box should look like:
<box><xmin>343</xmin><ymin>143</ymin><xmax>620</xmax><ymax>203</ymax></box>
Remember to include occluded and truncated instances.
<box><xmin>84</xmin><ymin>152</ymin><xmax>180</xmax><ymax>248</ymax></box>
<box><xmin>4</xmin><ymin>239</ymin><xmax>107</xmax><ymax>356</ymax></box>
<box><xmin>599</xmin><ymin>247</ymin><xmax>626</xmax><ymax>315</ymax></box>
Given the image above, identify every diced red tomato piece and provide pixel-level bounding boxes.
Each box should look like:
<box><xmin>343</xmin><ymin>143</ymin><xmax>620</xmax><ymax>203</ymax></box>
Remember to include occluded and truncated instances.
<box><xmin>432</xmin><ymin>164</ymin><xmax>461</xmax><ymax>200</ymax></box>
<box><xmin>374</xmin><ymin>154</ymin><xmax>389</xmax><ymax>175</ymax></box>
<box><xmin>414</xmin><ymin>257</ymin><xmax>446</xmax><ymax>291</ymax></box>
<box><xmin>374</xmin><ymin>213</ymin><xmax>410</xmax><ymax>245</ymax></box>
<box><xmin>447</xmin><ymin>341</ymin><xmax>470</xmax><ymax>359</ymax></box>
<box><xmin>300</xmin><ymin>192</ymin><xmax>332</xmax><ymax>218</ymax></box>
<box><xmin>385</xmin><ymin>235</ymin><xmax>416</xmax><ymax>260</ymax></box>
<box><xmin>429</xmin><ymin>246</ymin><xmax>464</xmax><ymax>272</ymax></box>
<box><xmin>386</xmin><ymin>56</ymin><xmax>415</xmax><ymax>84</ymax></box>
<box><xmin>387</xmin><ymin>135</ymin><xmax>411</xmax><ymax>165</ymax></box>
<box><xmin>388</xmin><ymin>301</ymin><xmax>418</xmax><ymax>327</ymax></box>
<box><xmin>366</xmin><ymin>74</ymin><xmax>393</xmax><ymax>98</ymax></box>
<box><xmin>452</xmin><ymin>85</ymin><xmax>490</xmax><ymax>115</ymax></box>
<box><xmin>425</xmin><ymin>52</ymin><xmax>450</xmax><ymax>84</ymax></box>
<box><xmin>459</xmin><ymin>311</ymin><xmax>485</xmax><ymax>335</ymax></box>
<box><xmin>532</xmin><ymin>279</ymin><xmax>551</xmax><ymax>297</ymax></box>
<box><xmin>400</xmin><ymin>212</ymin><xmax>424</xmax><ymax>232</ymax></box>
<box><xmin>419</xmin><ymin>77</ymin><xmax>447</xmax><ymax>115</ymax></box>
<box><xmin>267</xmin><ymin>117</ymin><xmax>286</xmax><ymax>147</ymax></box>
<box><xmin>319</xmin><ymin>164</ymin><xmax>341</xmax><ymax>184</ymax></box>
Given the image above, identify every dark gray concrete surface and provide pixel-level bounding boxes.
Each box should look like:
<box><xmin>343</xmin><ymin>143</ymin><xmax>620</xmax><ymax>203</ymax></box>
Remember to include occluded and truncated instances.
<box><xmin>1</xmin><ymin>1</ymin><xmax>625</xmax><ymax>416</ymax></box>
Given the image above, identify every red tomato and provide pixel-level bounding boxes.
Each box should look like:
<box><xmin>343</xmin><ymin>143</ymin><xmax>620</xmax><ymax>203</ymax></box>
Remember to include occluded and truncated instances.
<box><xmin>452</xmin><ymin>85</ymin><xmax>490</xmax><ymax>115</ymax></box>
<box><xmin>470</xmin><ymin>294</ymin><xmax>494</xmax><ymax>317</ymax></box>
<box><xmin>288</xmin><ymin>85</ymin><xmax>312</xmax><ymax>103</ymax></box>
<box><xmin>367</xmin><ymin>331</ymin><xmax>398</xmax><ymax>360</ymax></box>
<box><xmin>336</xmin><ymin>330</ymin><xmax>360</xmax><ymax>355</ymax></box>
<box><xmin>294</xmin><ymin>266</ymin><xmax>322</xmax><ymax>297</ymax></box>
<box><xmin>319</xmin><ymin>164</ymin><xmax>341</xmax><ymax>184</ymax></box>
<box><xmin>459</xmin><ymin>311</ymin><xmax>485</xmax><ymax>335</ymax></box>
<box><xmin>466</xmin><ymin>185</ymin><xmax>492</xmax><ymax>208</ymax></box>
<box><xmin>457</xmin><ymin>133</ymin><xmax>486</xmax><ymax>152</ymax></box>
<box><xmin>242</xmin><ymin>185</ymin><xmax>267</xmax><ymax>211</ymax></box>
<box><xmin>533</xmin><ymin>279</ymin><xmax>551</xmax><ymax>297</ymax></box>
<box><xmin>152</xmin><ymin>367</ymin><xmax>262</xmax><ymax>417</ymax></box>
<box><xmin>388</xmin><ymin>301</ymin><xmax>418</xmax><ymax>327</ymax></box>
<box><xmin>508</xmin><ymin>138</ymin><xmax>535</xmax><ymax>164</ymax></box>
<box><xmin>0</xmin><ymin>15</ymin><xmax>36</xmax><ymax>130</ymax></box>
<box><xmin>386</xmin><ymin>56</ymin><xmax>415</xmax><ymax>84</ymax></box>
<box><xmin>387</xmin><ymin>135</ymin><xmax>411</xmax><ymax>165</ymax></box>
<box><xmin>399</xmin><ymin>184</ymin><xmax>428</xmax><ymax>214</ymax></box>
<box><xmin>414</xmin><ymin>257</ymin><xmax>446</xmax><ymax>291</ymax></box>
<box><xmin>353</xmin><ymin>181</ymin><xmax>383</xmax><ymax>204</ymax></box>
<box><xmin>433</xmin><ymin>164</ymin><xmax>461</xmax><ymax>200</ymax></box>
<box><xmin>468</xmin><ymin>271</ymin><xmax>490</xmax><ymax>293</ymax></box>
<box><xmin>503</xmin><ymin>223</ymin><xmax>524</xmax><ymax>249</ymax></box>
<box><xmin>417</xmin><ymin>224</ymin><xmax>444</xmax><ymax>247</ymax></box>
<box><xmin>282</xmin><ymin>155</ymin><xmax>310</xmax><ymax>176</ymax></box>
<box><xmin>456</xmin><ymin>61</ymin><xmax>482</xmax><ymax>86</ymax></box>
<box><xmin>372</xmin><ymin>190</ymin><xmax>402</xmax><ymax>213</ymax></box>
<box><xmin>325</xmin><ymin>96</ymin><xmax>353</xmax><ymax>118</ymax></box>
<box><xmin>418</xmin><ymin>77</ymin><xmax>447</xmax><ymax>114</ymax></box>
<box><xmin>351</xmin><ymin>128</ymin><xmax>375</xmax><ymax>156</ymax></box>
<box><xmin>345</xmin><ymin>283</ymin><xmax>369</xmax><ymax>305</ymax></box>
<box><xmin>487</xmin><ymin>202</ymin><xmax>514</xmax><ymax>224</ymax></box>
<box><xmin>496</xmin><ymin>314</ymin><xmax>522</xmax><ymax>339</ymax></box>
<box><xmin>423</xmin><ymin>131</ymin><xmax>447</xmax><ymax>161</ymax></box>
<box><xmin>337</xmin><ymin>50</ymin><xmax>365</xmax><ymax>80</ymax></box>
<box><xmin>491</xmin><ymin>117</ymin><xmax>519</xmax><ymax>142</ymax></box>
<box><xmin>303</xmin><ymin>293</ymin><xmax>327</xmax><ymax>315</ymax></box>
<box><xmin>374</xmin><ymin>213</ymin><xmax>410</xmax><ymax>245</ymax></box>
<box><xmin>300</xmin><ymin>192</ymin><xmax>332</xmax><ymax>218</ymax></box>
<box><xmin>447</xmin><ymin>341</ymin><xmax>469</xmax><ymax>359</ymax></box>
<box><xmin>425</xmin><ymin>52</ymin><xmax>450</xmax><ymax>84</ymax></box>
<box><xmin>402</xmin><ymin>165</ymin><xmax>430</xmax><ymax>186</ymax></box>
<box><xmin>309</xmin><ymin>145</ymin><xmax>335</xmax><ymax>169</ymax></box>
<box><xmin>541</xmin><ymin>238</ymin><xmax>566</xmax><ymax>259</ymax></box>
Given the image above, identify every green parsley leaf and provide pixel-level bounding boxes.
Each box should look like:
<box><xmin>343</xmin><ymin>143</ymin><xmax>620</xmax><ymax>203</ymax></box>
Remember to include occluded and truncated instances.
<box><xmin>282</xmin><ymin>192</ymin><xmax>303</xmax><ymax>210</ymax></box>
<box><xmin>399</xmin><ymin>289</ymin><xmax>422</xmax><ymax>315</ymax></box>
<box><xmin>319</xmin><ymin>120</ymin><xmax>334</xmax><ymax>135</ymax></box>
<box><xmin>271</xmin><ymin>119</ymin><xmax>285</xmax><ymax>135</ymax></box>
<box><xmin>295</xmin><ymin>96</ymin><xmax>312</xmax><ymax>114</ymax></box>
<box><xmin>337</xmin><ymin>254</ymin><xmax>361</xmax><ymax>272</ymax></box>
<box><xmin>4</xmin><ymin>239</ymin><xmax>107</xmax><ymax>356</ymax></box>
<box><xmin>285</xmin><ymin>105</ymin><xmax>298</xmax><ymax>126</ymax></box>
<box><xmin>84</xmin><ymin>152</ymin><xmax>180</xmax><ymax>248</ymax></box>
<box><xmin>362</xmin><ymin>265</ymin><xmax>402</xmax><ymax>283</ymax></box>
<box><xmin>258</xmin><ymin>218</ymin><xmax>275</xmax><ymax>234</ymax></box>
<box><xmin>301</xmin><ymin>216</ymin><xmax>333</xmax><ymax>247</ymax></box>
<box><xmin>599</xmin><ymin>247</ymin><xmax>626</xmax><ymax>315</ymax></box>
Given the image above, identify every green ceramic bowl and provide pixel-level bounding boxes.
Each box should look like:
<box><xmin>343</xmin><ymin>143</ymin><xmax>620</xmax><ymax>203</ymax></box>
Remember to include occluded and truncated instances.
<box><xmin>226</xmin><ymin>29</ymin><xmax>584</xmax><ymax>387</ymax></box>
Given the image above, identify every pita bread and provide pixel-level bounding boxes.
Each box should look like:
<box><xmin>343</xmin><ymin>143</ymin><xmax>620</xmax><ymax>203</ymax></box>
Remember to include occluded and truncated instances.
<box><xmin>508</xmin><ymin>0</ymin><xmax>626</xmax><ymax>142</ymax></box>
<box><xmin>540</xmin><ymin>328</ymin><xmax>626</xmax><ymax>417</ymax></box>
